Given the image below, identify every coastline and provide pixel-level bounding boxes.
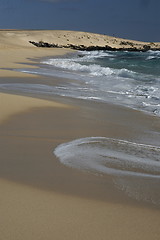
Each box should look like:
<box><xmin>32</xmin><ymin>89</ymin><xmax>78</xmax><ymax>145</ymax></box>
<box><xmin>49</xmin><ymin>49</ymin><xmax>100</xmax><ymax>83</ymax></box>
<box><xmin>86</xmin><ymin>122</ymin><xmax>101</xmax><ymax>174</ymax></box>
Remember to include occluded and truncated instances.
<box><xmin>0</xmin><ymin>30</ymin><xmax>160</xmax><ymax>240</ymax></box>
<box><xmin>1</xmin><ymin>87</ymin><xmax>160</xmax><ymax>240</ymax></box>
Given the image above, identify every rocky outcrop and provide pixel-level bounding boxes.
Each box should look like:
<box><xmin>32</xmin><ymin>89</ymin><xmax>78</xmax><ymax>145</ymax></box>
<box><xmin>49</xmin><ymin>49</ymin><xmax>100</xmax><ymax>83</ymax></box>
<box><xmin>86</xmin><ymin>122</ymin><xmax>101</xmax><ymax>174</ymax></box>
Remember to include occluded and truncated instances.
<box><xmin>29</xmin><ymin>40</ymin><xmax>160</xmax><ymax>52</ymax></box>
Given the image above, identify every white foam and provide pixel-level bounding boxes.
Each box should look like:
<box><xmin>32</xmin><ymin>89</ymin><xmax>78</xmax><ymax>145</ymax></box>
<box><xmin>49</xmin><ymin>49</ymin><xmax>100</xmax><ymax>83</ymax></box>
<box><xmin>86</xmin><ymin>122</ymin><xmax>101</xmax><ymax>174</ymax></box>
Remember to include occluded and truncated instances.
<box><xmin>146</xmin><ymin>50</ymin><xmax>160</xmax><ymax>60</ymax></box>
<box><xmin>54</xmin><ymin>137</ymin><xmax>160</xmax><ymax>178</ymax></box>
<box><xmin>11</xmin><ymin>50</ymin><xmax>160</xmax><ymax>117</ymax></box>
<box><xmin>43</xmin><ymin>57</ymin><xmax>140</xmax><ymax>79</ymax></box>
<box><xmin>146</xmin><ymin>56</ymin><xmax>156</xmax><ymax>60</ymax></box>
<box><xmin>54</xmin><ymin>137</ymin><xmax>160</xmax><ymax>204</ymax></box>
<box><xmin>42</xmin><ymin>53</ymin><xmax>153</xmax><ymax>81</ymax></box>
<box><xmin>43</xmin><ymin>58</ymin><xmax>114</xmax><ymax>76</ymax></box>
<box><xmin>79</xmin><ymin>50</ymin><xmax>115</xmax><ymax>59</ymax></box>
<box><xmin>42</xmin><ymin>50</ymin><xmax>116</xmax><ymax>77</ymax></box>
<box><xmin>117</xmin><ymin>68</ymin><xmax>136</xmax><ymax>78</ymax></box>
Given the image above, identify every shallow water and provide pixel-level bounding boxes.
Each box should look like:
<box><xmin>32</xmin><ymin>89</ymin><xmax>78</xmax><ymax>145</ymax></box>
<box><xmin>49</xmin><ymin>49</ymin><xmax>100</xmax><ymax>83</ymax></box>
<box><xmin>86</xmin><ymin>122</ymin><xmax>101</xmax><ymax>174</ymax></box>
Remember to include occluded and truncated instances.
<box><xmin>17</xmin><ymin>50</ymin><xmax>160</xmax><ymax>115</ymax></box>
<box><xmin>54</xmin><ymin>137</ymin><xmax>160</xmax><ymax>177</ymax></box>
<box><xmin>1</xmin><ymin>50</ymin><xmax>160</xmax><ymax>116</ymax></box>
<box><xmin>54</xmin><ymin>137</ymin><xmax>160</xmax><ymax>205</ymax></box>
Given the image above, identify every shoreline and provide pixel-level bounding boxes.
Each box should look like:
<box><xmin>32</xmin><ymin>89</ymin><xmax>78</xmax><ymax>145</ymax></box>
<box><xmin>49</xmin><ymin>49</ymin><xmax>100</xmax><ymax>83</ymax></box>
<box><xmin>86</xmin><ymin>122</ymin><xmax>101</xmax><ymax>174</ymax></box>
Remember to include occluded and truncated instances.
<box><xmin>1</xmin><ymin>88</ymin><xmax>160</xmax><ymax>240</ymax></box>
<box><xmin>0</xmin><ymin>47</ymin><xmax>73</xmax><ymax>78</ymax></box>
<box><xmin>1</xmin><ymin>79</ymin><xmax>160</xmax><ymax>204</ymax></box>
<box><xmin>0</xmin><ymin>30</ymin><xmax>160</xmax><ymax>240</ymax></box>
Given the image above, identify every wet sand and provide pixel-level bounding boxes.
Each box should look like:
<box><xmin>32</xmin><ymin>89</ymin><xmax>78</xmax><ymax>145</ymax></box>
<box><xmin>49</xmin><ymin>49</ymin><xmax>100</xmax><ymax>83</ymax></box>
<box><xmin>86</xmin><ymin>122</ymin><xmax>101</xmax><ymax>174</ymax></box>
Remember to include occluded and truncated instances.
<box><xmin>1</xmin><ymin>83</ymin><xmax>160</xmax><ymax>239</ymax></box>
<box><xmin>0</xmin><ymin>30</ymin><xmax>160</xmax><ymax>240</ymax></box>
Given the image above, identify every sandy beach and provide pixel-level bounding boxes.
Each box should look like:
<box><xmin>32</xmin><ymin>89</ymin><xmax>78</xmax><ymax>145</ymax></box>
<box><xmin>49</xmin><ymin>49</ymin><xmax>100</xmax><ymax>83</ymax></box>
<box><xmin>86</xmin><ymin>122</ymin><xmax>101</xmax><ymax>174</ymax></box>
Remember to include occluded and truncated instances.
<box><xmin>0</xmin><ymin>30</ymin><xmax>160</xmax><ymax>240</ymax></box>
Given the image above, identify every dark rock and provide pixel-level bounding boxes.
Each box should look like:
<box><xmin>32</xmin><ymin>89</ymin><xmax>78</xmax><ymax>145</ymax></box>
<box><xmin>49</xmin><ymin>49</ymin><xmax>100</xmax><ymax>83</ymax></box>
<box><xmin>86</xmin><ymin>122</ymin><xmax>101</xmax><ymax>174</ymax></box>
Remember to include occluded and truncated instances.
<box><xmin>29</xmin><ymin>41</ymin><xmax>160</xmax><ymax>52</ymax></box>
<box><xmin>142</xmin><ymin>45</ymin><xmax>151</xmax><ymax>51</ymax></box>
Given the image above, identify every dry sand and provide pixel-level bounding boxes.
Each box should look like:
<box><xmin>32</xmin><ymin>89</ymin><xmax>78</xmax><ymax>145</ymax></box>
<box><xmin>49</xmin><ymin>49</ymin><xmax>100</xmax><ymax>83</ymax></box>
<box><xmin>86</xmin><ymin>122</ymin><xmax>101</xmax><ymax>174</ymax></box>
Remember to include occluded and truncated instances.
<box><xmin>1</xmin><ymin>29</ymin><xmax>160</xmax><ymax>77</ymax></box>
<box><xmin>0</xmin><ymin>30</ymin><xmax>160</xmax><ymax>240</ymax></box>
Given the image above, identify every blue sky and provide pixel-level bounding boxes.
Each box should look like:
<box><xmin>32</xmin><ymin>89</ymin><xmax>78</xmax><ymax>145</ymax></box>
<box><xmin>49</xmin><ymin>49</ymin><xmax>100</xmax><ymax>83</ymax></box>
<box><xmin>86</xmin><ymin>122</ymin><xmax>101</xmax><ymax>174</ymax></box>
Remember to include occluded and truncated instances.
<box><xmin>0</xmin><ymin>0</ymin><xmax>159</xmax><ymax>42</ymax></box>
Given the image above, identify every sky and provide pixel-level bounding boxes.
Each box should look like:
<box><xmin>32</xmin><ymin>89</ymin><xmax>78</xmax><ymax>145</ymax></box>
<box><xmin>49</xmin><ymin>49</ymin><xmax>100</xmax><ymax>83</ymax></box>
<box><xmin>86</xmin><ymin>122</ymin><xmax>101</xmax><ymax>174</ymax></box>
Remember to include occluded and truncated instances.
<box><xmin>0</xmin><ymin>0</ymin><xmax>159</xmax><ymax>42</ymax></box>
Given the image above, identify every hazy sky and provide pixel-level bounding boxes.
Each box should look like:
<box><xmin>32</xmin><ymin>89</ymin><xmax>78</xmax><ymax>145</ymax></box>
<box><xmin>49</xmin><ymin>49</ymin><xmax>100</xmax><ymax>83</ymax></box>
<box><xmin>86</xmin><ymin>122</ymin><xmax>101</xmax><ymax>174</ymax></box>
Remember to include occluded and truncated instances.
<box><xmin>0</xmin><ymin>0</ymin><xmax>159</xmax><ymax>41</ymax></box>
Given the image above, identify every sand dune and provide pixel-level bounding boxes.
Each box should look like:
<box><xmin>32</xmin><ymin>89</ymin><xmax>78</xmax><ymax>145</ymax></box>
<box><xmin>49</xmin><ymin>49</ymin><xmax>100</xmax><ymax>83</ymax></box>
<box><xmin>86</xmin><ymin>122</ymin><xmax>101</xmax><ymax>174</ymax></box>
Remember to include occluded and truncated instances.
<box><xmin>1</xmin><ymin>29</ymin><xmax>160</xmax><ymax>77</ymax></box>
<box><xmin>1</xmin><ymin>29</ymin><xmax>160</xmax><ymax>49</ymax></box>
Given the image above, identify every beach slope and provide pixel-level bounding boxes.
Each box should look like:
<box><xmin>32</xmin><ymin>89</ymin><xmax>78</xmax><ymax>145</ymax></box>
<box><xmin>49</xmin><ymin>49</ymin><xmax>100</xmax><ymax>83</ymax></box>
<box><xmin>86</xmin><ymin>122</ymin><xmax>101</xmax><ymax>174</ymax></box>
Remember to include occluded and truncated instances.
<box><xmin>0</xmin><ymin>30</ymin><xmax>160</xmax><ymax>240</ymax></box>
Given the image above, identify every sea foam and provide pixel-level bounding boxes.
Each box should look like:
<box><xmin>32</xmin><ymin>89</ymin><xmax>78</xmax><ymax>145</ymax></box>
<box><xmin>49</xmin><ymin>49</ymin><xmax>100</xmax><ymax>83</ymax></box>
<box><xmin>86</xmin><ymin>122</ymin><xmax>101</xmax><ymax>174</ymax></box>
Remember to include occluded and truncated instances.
<box><xmin>6</xmin><ymin>50</ymin><xmax>160</xmax><ymax>116</ymax></box>
<box><xmin>54</xmin><ymin>137</ymin><xmax>160</xmax><ymax>178</ymax></box>
<box><xmin>54</xmin><ymin>137</ymin><xmax>160</xmax><ymax>204</ymax></box>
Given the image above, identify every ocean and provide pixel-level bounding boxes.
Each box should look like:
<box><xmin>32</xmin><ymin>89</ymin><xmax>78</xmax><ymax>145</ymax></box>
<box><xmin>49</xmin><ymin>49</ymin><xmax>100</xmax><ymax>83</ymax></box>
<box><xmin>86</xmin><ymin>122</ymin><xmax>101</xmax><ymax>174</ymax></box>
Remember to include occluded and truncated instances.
<box><xmin>12</xmin><ymin>49</ymin><xmax>160</xmax><ymax>116</ymax></box>
<box><xmin>1</xmin><ymin>50</ymin><xmax>160</xmax><ymax>205</ymax></box>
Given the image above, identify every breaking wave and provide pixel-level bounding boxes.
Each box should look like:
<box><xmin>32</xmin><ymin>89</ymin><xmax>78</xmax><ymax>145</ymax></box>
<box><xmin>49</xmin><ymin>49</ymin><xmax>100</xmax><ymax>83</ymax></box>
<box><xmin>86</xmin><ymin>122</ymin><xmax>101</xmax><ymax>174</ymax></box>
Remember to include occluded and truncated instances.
<box><xmin>43</xmin><ymin>55</ymin><xmax>142</xmax><ymax>80</ymax></box>
<box><xmin>9</xmin><ymin>49</ymin><xmax>160</xmax><ymax>116</ymax></box>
